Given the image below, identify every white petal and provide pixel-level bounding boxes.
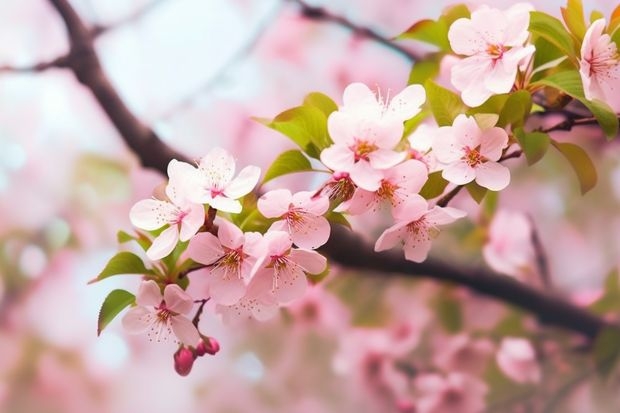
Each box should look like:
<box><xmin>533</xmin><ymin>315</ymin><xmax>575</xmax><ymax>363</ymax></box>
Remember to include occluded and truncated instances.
<box><xmin>146</xmin><ymin>225</ymin><xmax>180</xmax><ymax>260</ymax></box>
<box><xmin>320</xmin><ymin>144</ymin><xmax>354</xmax><ymax>172</ymax></box>
<box><xmin>122</xmin><ymin>307</ymin><xmax>154</xmax><ymax>334</ymax></box>
<box><xmin>349</xmin><ymin>160</ymin><xmax>382</xmax><ymax>191</ymax></box>
<box><xmin>166</xmin><ymin>159</ymin><xmax>197</xmax><ymax>205</ymax></box>
<box><xmin>179</xmin><ymin>204</ymin><xmax>205</xmax><ymax>241</ymax></box>
<box><xmin>164</xmin><ymin>284</ymin><xmax>194</xmax><ymax>315</ymax></box>
<box><xmin>209</xmin><ymin>196</ymin><xmax>242</xmax><ymax>214</ymax></box>
<box><xmin>442</xmin><ymin>161</ymin><xmax>476</xmax><ymax>185</ymax></box>
<box><xmin>199</xmin><ymin>147</ymin><xmax>236</xmax><ymax>187</ymax></box>
<box><xmin>130</xmin><ymin>199</ymin><xmax>175</xmax><ymax>230</ymax></box>
<box><xmin>386</xmin><ymin>84</ymin><xmax>426</xmax><ymax>121</ymax></box>
<box><xmin>475</xmin><ymin>162</ymin><xmax>511</xmax><ymax>191</ymax></box>
<box><xmin>289</xmin><ymin>249</ymin><xmax>327</xmax><ymax>274</ymax></box>
<box><xmin>170</xmin><ymin>316</ymin><xmax>201</xmax><ymax>346</ymax></box>
<box><xmin>225</xmin><ymin>165</ymin><xmax>261</xmax><ymax>199</ymax></box>
<box><xmin>425</xmin><ymin>206</ymin><xmax>467</xmax><ymax>225</ymax></box>
<box><xmin>136</xmin><ymin>280</ymin><xmax>163</xmax><ymax>307</ymax></box>
<box><xmin>369</xmin><ymin>148</ymin><xmax>407</xmax><ymax>169</ymax></box>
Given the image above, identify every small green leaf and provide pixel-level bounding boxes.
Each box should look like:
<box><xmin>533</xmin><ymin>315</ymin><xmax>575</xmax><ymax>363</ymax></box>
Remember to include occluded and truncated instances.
<box><xmin>481</xmin><ymin>190</ymin><xmax>499</xmax><ymax>223</ymax></box>
<box><xmin>532</xmin><ymin>70</ymin><xmax>619</xmax><ymax>138</ymax></box>
<box><xmin>498</xmin><ymin>91</ymin><xmax>532</xmax><ymax>128</ymax></box>
<box><xmin>590</xmin><ymin>10</ymin><xmax>604</xmax><ymax>24</ymax></box>
<box><xmin>97</xmin><ymin>289</ymin><xmax>135</xmax><ymax>335</ymax></box>
<box><xmin>398</xmin><ymin>19</ymin><xmax>450</xmax><ymax>50</ymax></box>
<box><xmin>408</xmin><ymin>59</ymin><xmax>441</xmax><ymax>85</ymax></box>
<box><xmin>560</xmin><ymin>0</ymin><xmax>587</xmax><ymax>40</ymax></box>
<box><xmin>419</xmin><ymin>171</ymin><xmax>450</xmax><ymax>199</ymax></box>
<box><xmin>551</xmin><ymin>140</ymin><xmax>598</xmax><ymax>194</ymax></box>
<box><xmin>590</xmin><ymin>270</ymin><xmax>620</xmax><ymax>315</ymax></box>
<box><xmin>594</xmin><ymin>327</ymin><xmax>620</xmax><ymax>377</ymax></box>
<box><xmin>262</xmin><ymin>150</ymin><xmax>313</xmax><ymax>184</ymax></box>
<box><xmin>425</xmin><ymin>79</ymin><xmax>467</xmax><ymax>126</ymax></box>
<box><xmin>89</xmin><ymin>252</ymin><xmax>152</xmax><ymax>284</ymax></box>
<box><xmin>514</xmin><ymin>128</ymin><xmax>550</xmax><ymax>165</ymax></box>
<box><xmin>432</xmin><ymin>288</ymin><xmax>463</xmax><ymax>332</ymax></box>
<box><xmin>529</xmin><ymin>11</ymin><xmax>578</xmax><ymax>61</ymax></box>
<box><xmin>325</xmin><ymin>211</ymin><xmax>352</xmax><ymax>230</ymax></box>
<box><xmin>303</xmin><ymin>92</ymin><xmax>338</xmax><ymax>117</ymax></box>
<box><xmin>117</xmin><ymin>230</ymin><xmax>151</xmax><ymax>251</ymax></box>
<box><xmin>473</xmin><ymin>113</ymin><xmax>499</xmax><ymax>130</ymax></box>
<box><xmin>465</xmin><ymin>181</ymin><xmax>488</xmax><ymax>204</ymax></box>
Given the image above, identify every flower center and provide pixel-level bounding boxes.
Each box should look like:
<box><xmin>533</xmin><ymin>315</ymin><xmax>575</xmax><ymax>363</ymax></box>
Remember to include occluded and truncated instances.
<box><xmin>324</xmin><ymin>173</ymin><xmax>355</xmax><ymax>202</ymax></box>
<box><xmin>487</xmin><ymin>43</ymin><xmax>506</xmax><ymax>60</ymax></box>
<box><xmin>377</xmin><ymin>180</ymin><xmax>397</xmax><ymax>202</ymax></box>
<box><xmin>351</xmin><ymin>139</ymin><xmax>378</xmax><ymax>162</ymax></box>
<box><xmin>588</xmin><ymin>40</ymin><xmax>619</xmax><ymax>76</ymax></box>
<box><xmin>463</xmin><ymin>146</ymin><xmax>485</xmax><ymax>167</ymax></box>
<box><xmin>286</xmin><ymin>207</ymin><xmax>308</xmax><ymax>231</ymax></box>
<box><xmin>214</xmin><ymin>248</ymin><xmax>246</xmax><ymax>280</ymax></box>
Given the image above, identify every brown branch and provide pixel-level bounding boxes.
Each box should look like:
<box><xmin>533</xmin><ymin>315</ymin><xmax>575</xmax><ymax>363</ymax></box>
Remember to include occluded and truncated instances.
<box><xmin>436</xmin><ymin>185</ymin><xmax>463</xmax><ymax>207</ymax></box>
<box><xmin>0</xmin><ymin>55</ymin><xmax>70</xmax><ymax>73</ymax></box>
<box><xmin>288</xmin><ymin>0</ymin><xmax>420</xmax><ymax>62</ymax></box>
<box><xmin>45</xmin><ymin>0</ymin><xmax>611</xmax><ymax>340</ymax></box>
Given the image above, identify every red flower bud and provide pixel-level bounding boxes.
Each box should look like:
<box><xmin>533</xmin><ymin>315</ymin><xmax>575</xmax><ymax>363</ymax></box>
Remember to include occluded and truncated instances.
<box><xmin>173</xmin><ymin>346</ymin><xmax>196</xmax><ymax>376</ymax></box>
<box><xmin>196</xmin><ymin>336</ymin><xmax>220</xmax><ymax>356</ymax></box>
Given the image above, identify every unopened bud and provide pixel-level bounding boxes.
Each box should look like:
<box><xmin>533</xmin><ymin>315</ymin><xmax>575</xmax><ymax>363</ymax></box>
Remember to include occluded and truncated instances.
<box><xmin>196</xmin><ymin>336</ymin><xmax>220</xmax><ymax>356</ymax></box>
<box><xmin>173</xmin><ymin>346</ymin><xmax>196</xmax><ymax>376</ymax></box>
<box><xmin>396</xmin><ymin>399</ymin><xmax>416</xmax><ymax>413</ymax></box>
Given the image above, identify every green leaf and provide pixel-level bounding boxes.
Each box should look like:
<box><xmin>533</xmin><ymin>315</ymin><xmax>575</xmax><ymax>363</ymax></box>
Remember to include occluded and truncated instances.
<box><xmin>590</xmin><ymin>10</ymin><xmax>604</xmax><ymax>24</ymax></box>
<box><xmin>89</xmin><ymin>252</ymin><xmax>152</xmax><ymax>284</ymax></box>
<box><xmin>117</xmin><ymin>230</ymin><xmax>151</xmax><ymax>251</ymax></box>
<box><xmin>465</xmin><ymin>181</ymin><xmax>488</xmax><ymax>204</ymax></box>
<box><xmin>594</xmin><ymin>327</ymin><xmax>620</xmax><ymax>377</ymax></box>
<box><xmin>473</xmin><ymin>113</ymin><xmax>499</xmax><ymax>130</ymax></box>
<box><xmin>97</xmin><ymin>289</ymin><xmax>135</xmax><ymax>335</ymax></box>
<box><xmin>398</xmin><ymin>4</ymin><xmax>469</xmax><ymax>51</ymax></box>
<box><xmin>610</xmin><ymin>5</ymin><xmax>620</xmax><ymax>34</ymax></box>
<box><xmin>262</xmin><ymin>150</ymin><xmax>313</xmax><ymax>184</ymax></box>
<box><xmin>419</xmin><ymin>171</ymin><xmax>450</xmax><ymax>199</ymax></box>
<box><xmin>560</xmin><ymin>0</ymin><xmax>587</xmax><ymax>40</ymax></box>
<box><xmin>514</xmin><ymin>128</ymin><xmax>550</xmax><ymax>165</ymax></box>
<box><xmin>498</xmin><ymin>91</ymin><xmax>532</xmax><ymax>128</ymax></box>
<box><xmin>408</xmin><ymin>59</ymin><xmax>441</xmax><ymax>85</ymax></box>
<box><xmin>529</xmin><ymin>11</ymin><xmax>577</xmax><ymax>61</ymax></box>
<box><xmin>432</xmin><ymin>288</ymin><xmax>463</xmax><ymax>332</ymax></box>
<box><xmin>481</xmin><ymin>190</ymin><xmax>499</xmax><ymax>223</ymax></box>
<box><xmin>303</xmin><ymin>92</ymin><xmax>338</xmax><ymax>117</ymax></box>
<box><xmin>325</xmin><ymin>211</ymin><xmax>352</xmax><ymax>230</ymax></box>
<box><xmin>589</xmin><ymin>270</ymin><xmax>620</xmax><ymax>315</ymax></box>
<box><xmin>255</xmin><ymin>105</ymin><xmax>332</xmax><ymax>159</ymax></box>
<box><xmin>425</xmin><ymin>79</ymin><xmax>466</xmax><ymax>126</ymax></box>
<box><xmin>532</xmin><ymin>70</ymin><xmax>619</xmax><ymax>138</ymax></box>
<box><xmin>468</xmin><ymin>94</ymin><xmax>509</xmax><ymax>114</ymax></box>
<box><xmin>551</xmin><ymin>140</ymin><xmax>598</xmax><ymax>194</ymax></box>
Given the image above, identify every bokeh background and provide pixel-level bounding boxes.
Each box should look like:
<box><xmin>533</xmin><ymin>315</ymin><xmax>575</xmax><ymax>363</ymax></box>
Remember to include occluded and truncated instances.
<box><xmin>2</xmin><ymin>0</ymin><xmax>620</xmax><ymax>412</ymax></box>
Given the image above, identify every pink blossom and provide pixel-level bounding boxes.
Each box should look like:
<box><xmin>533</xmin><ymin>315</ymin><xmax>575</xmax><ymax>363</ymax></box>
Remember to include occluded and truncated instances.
<box><xmin>187</xmin><ymin>218</ymin><xmax>263</xmax><ymax>305</ymax></box>
<box><xmin>448</xmin><ymin>3</ymin><xmax>535</xmax><ymax>106</ymax></box>
<box><xmin>129</xmin><ymin>159</ymin><xmax>205</xmax><ymax>260</ymax></box>
<box><xmin>184</xmin><ymin>147</ymin><xmax>261</xmax><ymax>213</ymax></box>
<box><xmin>321</xmin><ymin>82</ymin><xmax>425</xmax><ymax>190</ymax></box>
<box><xmin>122</xmin><ymin>280</ymin><xmax>200</xmax><ymax>346</ymax></box>
<box><xmin>432</xmin><ymin>114</ymin><xmax>510</xmax><ymax>191</ymax></box>
<box><xmin>496</xmin><ymin>337</ymin><xmax>541</xmax><ymax>384</ymax></box>
<box><xmin>252</xmin><ymin>230</ymin><xmax>327</xmax><ymax>303</ymax></box>
<box><xmin>345</xmin><ymin>159</ymin><xmax>428</xmax><ymax>217</ymax></box>
<box><xmin>215</xmin><ymin>271</ymin><xmax>279</xmax><ymax>324</ymax></box>
<box><xmin>433</xmin><ymin>334</ymin><xmax>494</xmax><ymax>376</ymax></box>
<box><xmin>416</xmin><ymin>372</ymin><xmax>488</xmax><ymax>413</ymax></box>
<box><xmin>257</xmin><ymin>189</ymin><xmax>330</xmax><ymax>249</ymax></box>
<box><xmin>580</xmin><ymin>19</ymin><xmax>620</xmax><ymax>112</ymax></box>
<box><xmin>483</xmin><ymin>210</ymin><xmax>535</xmax><ymax>278</ymax></box>
<box><xmin>374</xmin><ymin>196</ymin><xmax>466</xmax><ymax>263</ymax></box>
<box><xmin>407</xmin><ymin>123</ymin><xmax>439</xmax><ymax>171</ymax></box>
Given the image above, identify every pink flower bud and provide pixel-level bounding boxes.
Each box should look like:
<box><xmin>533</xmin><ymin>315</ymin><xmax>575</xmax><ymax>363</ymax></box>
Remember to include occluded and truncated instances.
<box><xmin>173</xmin><ymin>346</ymin><xmax>196</xmax><ymax>376</ymax></box>
<box><xmin>196</xmin><ymin>336</ymin><xmax>220</xmax><ymax>356</ymax></box>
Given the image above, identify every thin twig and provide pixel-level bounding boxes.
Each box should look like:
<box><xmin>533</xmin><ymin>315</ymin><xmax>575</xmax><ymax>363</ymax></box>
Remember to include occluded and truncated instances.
<box><xmin>0</xmin><ymin>55</ymin><xmax>70</xmax><ymax>73</ymax></box>
<box><xmin>436</xmin><ymin>185</ymin><xmax>463</xmax><ymax>207</ymax></box>
<box><xmin>528</xmin><ymin>215</ymin><xmax>551</xmax><ymax>288</ymax></box>
<box><xmin>90</xmin><ymin>0</ymin><xmax>169</xmax><ymax>37</ymax></box>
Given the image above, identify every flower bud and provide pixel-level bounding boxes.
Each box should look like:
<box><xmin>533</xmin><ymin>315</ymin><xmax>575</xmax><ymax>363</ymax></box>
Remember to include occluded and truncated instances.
<box><xmin>174</xmin><ymin>346</ymin><xmax>196</xmax><ymax>376</ymax></box>
<box><xmin>195</xmin><ymin>336</ymin><xmax>220</xmax><ymax>356</ymax></box>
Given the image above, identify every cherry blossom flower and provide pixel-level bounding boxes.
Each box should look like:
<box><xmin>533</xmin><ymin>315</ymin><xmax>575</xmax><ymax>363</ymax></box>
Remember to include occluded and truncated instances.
<box><xmin>407</xmin><ymin>123</ymin><xmax>439</xmax><ymax>171</ymax></box>
<box><xmin>184</xmin><ymin>147</ymin><xmax>261</xmax><ymax>213</ymax></box>
<box><xmin>483</xmin><ymin>210</ymin><xmax>535</xmax><ymax>278</ymax></box>
<box><xmin>257</xmin><ymin>189</ymin><xmax>330</xmax><ymax>249</ymax></box>
<box><xmin>374</xmin><ymin>195</ymin><xmax>466</xmax><ymax>263</ymax></box>
<box><xmin>252</xmin><ymin>230</ymin><xmax>327</xmax><ymax>303</ymax></box>
<box><xmin>432</xmin><ymin>114</ymin><xmax>510</xmax><ymax>191</ymax></box>
<box><xmin>129</xmin><ymin>159</ymin><xmax>205</xmax><ymax>260</ymax></box>
<box><xmin>321</xmin><ymin>82</ymin><xmax>425</xmax><ymax>190</ymax></box>
<box><xmin>216</xmin><ymin>271</ymin><xmax>279</xmax><ymax>324</ymax></box>
<box><xmin>416</xmin><ymin>372</ymin><xmax>488</xmax><ymax>413</ymax></box>
<box><xmin>187</xmin><ymin>218</ymin><xmax>263</xmax><ymax>305</ymax></box>
<box><xmin>580</xmin><ymin>19</ymin><xmax>620</xmax><ymax>112</ymax></box>
<box><xmin>433</xmin><ymin>334</ymin><xmax>494</xmax><ymax>376</ymax></box>
<box><xmin>448</xmin><ymin>3</ymin><xmax>536</xmax><ymax>106</ymax></box>
<box><xmin>122</xmin><ymin>280</ymin><xmax>200</xmax><ymax>346</ymax></box>
<box><xmin>496</xmin><ymin>337</ymin><xmax>541</xmax><ymax>384</ymax></box>
<box><xmin>345</xmin><ymin>159</ymin><xmax>428</xmax><ymax>217</ymax></box>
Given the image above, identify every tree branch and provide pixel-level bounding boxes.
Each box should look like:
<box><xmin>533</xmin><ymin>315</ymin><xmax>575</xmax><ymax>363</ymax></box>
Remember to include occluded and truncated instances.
<box><xmin>0</xmin><ymin>55</ymin><xmax>70</xmax><ymax>73</ymax></box>
<box><xmin>44</xmin><ymin>0</ymin><xmax>611</xmax><ymax>340</ymax></box>
<box><xmin>288</xmin><ymin>0</ymin><xmax>420</xmax><ymax>62</ymax></box>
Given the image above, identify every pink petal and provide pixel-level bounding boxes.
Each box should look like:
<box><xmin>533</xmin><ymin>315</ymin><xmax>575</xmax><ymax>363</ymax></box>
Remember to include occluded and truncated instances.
<box><xmin>166</xmin><ymin>159</ymin><xmax>197</xmax><ymax>205</ymax></box>
<box><xmin>258</xmin><ymin>189</ymin><xmax>292</xmax><ymax>218</ymax></box>
<box><xmin>146</xmin><ymin>225</ymin><xmax>180</xmax><ymax>260</ymax></box>
<box><xmin>289</xmin><ymin>249</ymin><xmax>327</xmax><ymax>274</ymax></box>
<box><xmin>136</xmin><ymin>280</ymin><xmax>163</xmax><ymax>307</ymax></box>
<box><xmin>346</xmin><ymin>188</ymin><xmax>377</xmax><ymax>215</ymax></box>
<box><xmin>442</xmin><ymin>161</ymin><xmax>476</xmax><ymax>185</ymax></box>
<box><xmin>209</xmin><ymin>196</ymin><xmax>242</xmax><ymax>214</ymax></box>
<box><xmin>290</xmin><ymin>215</ymin><xmax>331</xmax><ymax>250</ymax></box>
<box><xmin>375</xmin><ymin>224</ymin><xmax>407</xmax><ymax>252</ymax></box>
<box><xmin>208</xmin><ymin>275</ymin><xmax>247</xmax><ymax>306</ymax></box>
<box><xmin>368</xmin><ymin>148</ymin><xmax>407</xmax><ymax>169</ymax></box>
<box><xmin>273</xmin><ymin>264</ymin><xmax>308</xmax><ymax>303</ymax></box>
<box><xmin>425</xmin><ymin>206</ymin><xmax>467</xmax><ymax>225</ymax></box>
<box><xmin>170</xmin><ymin>315</ymin><xmax>201</xmax><ymax>346</ymax></box>
<box><xmin>292</xmin><ymin>191</ymin><xmax>329</xmax><ymax>216</ymax></box>
<box><xmin>480</xmin><ymin>127</ymin><xmax>509</xmax><ymax>161</ymax></box>
<box><xmin>129</xmin><ymin>199</ymin><xmax>175</xmax><ymax>230</ymax></box>
<box><xmin>217</xmin><ymin>218</ymin><xmax>244</xmax><ymax>249</ymax></box>
<box><xmin>122</xmin><ymin>306</ymin><xmax>154</xmax><ymax>334</ymax></box>
<box><xmin>366</xmin><ymin>119</ymin><xmax>404</xmax><ymax>149</ymax></box>
<box><xmin>264</xmin><ymin>230</ymin><xmax>293</xmax><ymax>256</ymax></box>
<box><xmin>503</xmin><ymin>3</ymin><xmax>534</xmax><ymax>46</ymax></box>
<box><xmin>179</xmin><ymin>204</ymin><xmax>205</xmax><ymax>242</ymax></box>
<box><xmin>386</xmin><ymin>84</ymin><xmax>426</xmax><ymax>121</ymax></box>
<box><xmin>403</xmin><ymin>231</ymin><xmax>433</xmax><ymax>263</ymax></box>
<box><xmin>431</xmin><ymin>126</ymin><xmax>463</xmax><ymax>163</ymax></box>
<box><xmin>474</xmin><ymin>162</ymin><xmax>510</xmax><ymax>191</ymax></box>
<box><xmin>342</xmin><ymin>82</ymin><xmax>378</xmax><ymax>111</ymax></box>
<box><xmin>389</xmin><ymin>159</ymin><xmax>428</xmax><ymax>194</ymax></box>
<box><xmin>327</xmin><ymin>112</ymin><xmax>358</xmax><ymax>145</ymax></box>
<box><xmin>483</xmin><ymin>59</ymin><xmax>517</xmax><ymax>94</ymax></box>
<box><xmin>187</xmin><ymin>232</ymin><xmax>224</xmax><ymax>265</ymax></box>
<box><xmin>225</xmin><ymin>165</ymin><xmax>261</xmax><ymax>199</ymax></box>
<box><xmin>320</xmin><ymin>144</ymin><xmax>354</xmax><ymax>172</ymax></box>
<box><xmin>163</xmin><ymin>284</ymin><xmax>193</xmax><ymax>315</ymax></box>
<box><xmin>349</xmin><ymin>160</ymin><xmax>382</xmax><ymax>191</ymax></box>
<box><xmin>393</xmin><ymin>194</ymin><xmax>429</xmax><ymax>222</ymax></box>
<box><xmin>448</xmin><ymin>18</ymin><xmax>486</xmax><ymax>55</ymax></box>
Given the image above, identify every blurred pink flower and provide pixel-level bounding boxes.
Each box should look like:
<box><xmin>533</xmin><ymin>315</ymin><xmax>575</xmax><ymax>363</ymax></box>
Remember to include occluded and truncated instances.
<box><xmin>375</xmin><ymin>196</ymin><xmax>466</xmax><ymax>263</ymax></box>
<box><xmin>187</xmin><ymin>218</ymin><xmax>263</xmax><ymax>305</ymax></box>
<box><xmin>129</xmin><ymin>160</ymin><xmax>205</xmax><ymax>260</ymax></box>
<box><xmin>122</xmin><ymin>280</ymin><xmax>200</xmax><ymax>346</ymax></box>
<box><xmin>433</xmin><ymin>334</ymin><xmax>494</xmax><ymax>376</ymax></box>
<box><xmin>496</xmin><ymin>337</ymin><xmax>541</xmax><ymax>384</ymax></box>
<box><xmin>432</xmin><ymin>114</ymin><xmax>510</xmax><ymax>190</ymax></box>
<box><xmin>580</xmin><ymin>19</ymin><xmax>620</xmax><ymax>112</ymax></box>
<box><xmin>416</xmin><ymin>372</ymin><xmax>488</xmax><ymax>413</ymax></box>
<box><xmin>448</xmin><ymin>3</ymin><xmax>535</xmax><ymax>106</ymax></box>
<box><xmin>258</xmin><ymin>189</ymin><xmax>330</xmax><ymax>249</ymax></box>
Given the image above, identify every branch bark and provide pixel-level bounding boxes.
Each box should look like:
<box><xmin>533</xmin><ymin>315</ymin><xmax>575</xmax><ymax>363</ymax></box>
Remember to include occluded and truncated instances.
<box><xmin>45</xmin><ymin>0</ymin><xmax>611</xmax><ymax>340</ymax></box>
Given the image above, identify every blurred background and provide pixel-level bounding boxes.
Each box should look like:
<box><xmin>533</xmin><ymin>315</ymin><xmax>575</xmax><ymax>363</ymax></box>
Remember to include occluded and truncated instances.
<box><xmin>2</xmin><ymin>0</ymin><xmax>620</xmax><ymax>412</ymax></box>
